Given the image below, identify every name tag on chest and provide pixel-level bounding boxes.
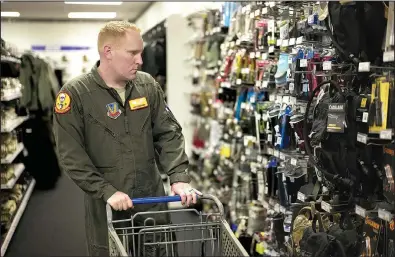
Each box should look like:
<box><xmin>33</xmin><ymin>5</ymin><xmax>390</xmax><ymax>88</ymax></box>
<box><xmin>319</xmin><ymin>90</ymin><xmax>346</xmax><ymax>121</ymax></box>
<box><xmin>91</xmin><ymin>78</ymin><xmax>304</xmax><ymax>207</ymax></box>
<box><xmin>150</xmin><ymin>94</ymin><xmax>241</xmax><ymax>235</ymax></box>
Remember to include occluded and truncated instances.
<box><xmin>129</xmin><ymin>97</ymin><xmax>148</xmax><ymax>110</ymax></box>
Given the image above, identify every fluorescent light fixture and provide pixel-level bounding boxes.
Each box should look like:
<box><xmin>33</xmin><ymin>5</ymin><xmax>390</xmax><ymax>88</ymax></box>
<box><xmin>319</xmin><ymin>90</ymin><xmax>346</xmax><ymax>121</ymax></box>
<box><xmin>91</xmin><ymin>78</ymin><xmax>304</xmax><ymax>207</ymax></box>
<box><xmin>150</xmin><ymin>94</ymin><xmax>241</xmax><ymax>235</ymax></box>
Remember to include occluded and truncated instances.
<box><xmin>1</xmin><ymin>12</ymin><xmax>20</xmax><ymax>17</ymax></box>
<box><xmin>68</xmin><ymin>12</ymin><xmax>117</xmax><ymax>19</ymax></box>
<box><xmin>65</xmin><ymin>1</ymin><xmax>122</xmax><ymax>5</ymax></box>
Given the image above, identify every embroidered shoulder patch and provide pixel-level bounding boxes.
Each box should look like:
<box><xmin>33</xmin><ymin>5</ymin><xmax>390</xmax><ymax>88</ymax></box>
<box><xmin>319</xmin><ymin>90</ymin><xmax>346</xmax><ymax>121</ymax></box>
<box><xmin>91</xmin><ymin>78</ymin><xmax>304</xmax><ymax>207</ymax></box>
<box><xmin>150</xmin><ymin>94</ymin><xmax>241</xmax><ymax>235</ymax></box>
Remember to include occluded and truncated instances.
<box><xmin>55</xmin><ymin>92</ymin><xmax>71</xmax><ymax>114</ymax></box>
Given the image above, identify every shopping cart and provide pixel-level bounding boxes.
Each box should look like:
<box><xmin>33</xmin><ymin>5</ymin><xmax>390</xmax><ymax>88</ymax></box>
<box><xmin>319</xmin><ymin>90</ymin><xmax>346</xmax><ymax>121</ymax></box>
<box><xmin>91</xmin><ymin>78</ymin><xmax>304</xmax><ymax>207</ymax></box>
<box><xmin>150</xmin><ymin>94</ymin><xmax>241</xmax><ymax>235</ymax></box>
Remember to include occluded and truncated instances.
<box><xmin>106</xmin><ymin>194</ymin><xmax>249</xmax><ymax>256</ymax></box>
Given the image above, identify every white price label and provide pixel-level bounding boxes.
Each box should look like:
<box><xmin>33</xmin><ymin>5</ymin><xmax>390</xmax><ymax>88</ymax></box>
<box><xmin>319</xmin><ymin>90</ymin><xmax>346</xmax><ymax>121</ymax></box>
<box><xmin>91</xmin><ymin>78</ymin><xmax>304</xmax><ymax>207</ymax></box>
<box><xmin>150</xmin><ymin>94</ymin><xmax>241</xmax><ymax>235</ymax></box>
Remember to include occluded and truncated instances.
<box><xmin>355</xmin><ymin>205</ymin><xmax>366</xmax><ymax>218</ymax></box>
<box><xmin>255</xmin><ymin>80</ymin><xmax>261</xmax><ymax>87</ymax></box>
<box><xmin>291</xmin><ymin>158</ymin><xmax>297</xmax><ymax>166</ymax></box>
<box><xmin>276</xmin><ymin>95</ymin><xmax>283</xmax><ymax>102</ymax></box>
<box><xmin>236</xmin><ymin>39</ymin><xmax>241</xmax><ymax>45</ymax></box>
<box><xmin>269</xmin><ymin>2</ymin><xmax>275</xmax><ymax>7</ymax></box>
<box><xmin>383</xmin><ymin>51</ymin><xmax>395</xmax><ymax>62</ymax></box>
<box><xmin>269</xmin><ymin>46</ymin><xmax>274</xmax><ymax>53</ymax></box>
<box><xmin>275</xmin><ymin>204</ymin><xmax>280</xmax><ymax>212</ymax></box>
<box><xmin>282</xmin><ymin>96</ymin><xmax>290</xmax><ymax>104</ymax></box>
<box><xmin>380</xmin><ymin>129</ymin><xmax>392</xmax><ymax>140</ymax></box>
<box><xmin>358</xmin><ymin>62</ymin><xmax>371</xmax><ymax>72</ymax></box>
<box><xmin>237</xmin><ymin>131</ymin><xmax>242</xmax><ymax>137</ymax></box>
<box><xmin>323</xmin><ymin>61</ymin><xmax>332</xmax><ymax>71</ymax></box>
<box><xmin>274</xmin><ymin>150</ymin><xmax>280</xmax><ymax>157</ymax></box>
<box><xmin>262</xmin><ymin>81</ymin><xmax>269</xmax><ymax>88</ymax></box>
<box><xmin>241</xmin><ymin>155</ymin><xmax>246</xmax><ymax>162</ymax></box>
<box><xmin>296</xmin><ymin>36</ymin><xmax>304</xmax><ymax>44</ymax></box>
<box><xmin>267</xmin><ymin>147</ymin><xmax>274</xmax><ymax>155</ymax></box>
<box><xmin>262</xmin><ymin>7</ymin><xmax>268</xmax><ymax>14</ymax></box>
<box><xmin>236</xmin><ymin>79</ymin><xmax>242</xmax><ymax>85</ymax></box>
<box><xmin>357</xmin><ymin>133</ymin><xmax>368</xmax><ymax>144</ymax></box>
<box><xmin>362</xmin><ymin>112</ymin><xmax>369</xmax><ymax>123</ymax></box>
<box><xmin>224</xmin><ymin>134</ymin><xmax>229</xmax><ymax>140</ymax></box>
<box><xmin>277</xmin><ymin>39</ymin><xmax>283</xmax><ymax>46</ymax></box>
<box><xmin>230</xmin><ymin>42</ymin><xmax>235</xmax><ymax>47</ymax></box>
<box><xmin>321</xmin><ymin>201</ymin><xmax>332</xmax><ymax>213</ymax></box>
<box><xmin>303</xmin><ymin>83</ymin><xmax>309</xmax><ymax>92</ymax></box>
<box><xmin>249</xmin><ymin>52</ymin><xmax>255</xmax><ymax>58</ymax></box>
<box><xmin>297</xmin><ymin>192</ymin><xmax>306</xmax><ymax>202</ymax></box>
<box><xmin>262</xmin><ymin>53</ymin><xmax>268</xmax><ymax>60</ymax></box>
<box><xmin>245</xmin><ymin>148</ymin><xmax>251</xmax><ymax>155</ymax></box>
<box><xmin>263</xmin><ymin>201</ymin><xmax>269</xmax><ymax>209</ymax></box>
<box><xmin>308</xmin><ymin>15</ymin><xmax>315</xmax><ymax>24</ymax></box>
<box><xmin>257</xmin><ymin>155</ymin><xmax>263</xmax><ymax>163</ymax></box>
<box><xmin>280</xmin><ymin>152</ymin><xmax>285</xmax><ymax>160</ymax></box>
<box><xmin>250</xmin><ymin>12</ymin><xmax>255</xmax><ymax>19</ymax></box>
<box><xmin>255</xmin><ymin>9</ymin><xmax>260</xmax><ymax>16</ymax></box>
<box><xmin>289</xmin><ymin>38</ymin><xmax>296</xmax><ymax>46</ymax></box>
<box><xmin>255</xmin><ymin>51</ymin><xmax>261</xmax><ymax>58</ymax></box>
<box><xmin>267</xmin><ymin>134</ymin><xmax>272</xmax><ymax>142</ymax></box>
<box><xmin>280</xmin><ymin>206</ymin><xmax>286</xmax><ymax>213</ymax></box>
<box><xmin>378</xmin><ymin>208</ymin><xmax>393</xmax><ymax>222</ymax></box>
<box><xmin>269</xmin><ymin>94</ymin><xmax>275</xmax><ymax>101</ymax></box>
<box><xmin>300</xmin><ymin>59</ymin><xmax>307</xmax><ymax>67</ymax></box>
<box><xmin>290</xmin><ymin>97</ymin><xmax>297</xmax><ymax>105</ymax></box>
<box><xmin>282</xmin><ymin>39</ymin><xmax>289</xmax><ymax>47</ymax></box>
<box><xmin>289</xmin><ymin>82</ymin><xmax>295</xmax><ymax>91</ymax></box>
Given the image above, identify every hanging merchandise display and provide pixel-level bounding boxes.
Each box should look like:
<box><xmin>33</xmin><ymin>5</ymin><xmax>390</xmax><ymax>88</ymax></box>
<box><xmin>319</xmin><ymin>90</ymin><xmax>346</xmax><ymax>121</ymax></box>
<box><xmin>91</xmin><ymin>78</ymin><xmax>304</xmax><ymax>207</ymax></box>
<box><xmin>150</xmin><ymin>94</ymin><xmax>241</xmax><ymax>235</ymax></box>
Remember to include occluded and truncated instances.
<box><xmin>185</xmin><ymin>1</ymin><xmax>395</xmax><ymax>257</ymax></box>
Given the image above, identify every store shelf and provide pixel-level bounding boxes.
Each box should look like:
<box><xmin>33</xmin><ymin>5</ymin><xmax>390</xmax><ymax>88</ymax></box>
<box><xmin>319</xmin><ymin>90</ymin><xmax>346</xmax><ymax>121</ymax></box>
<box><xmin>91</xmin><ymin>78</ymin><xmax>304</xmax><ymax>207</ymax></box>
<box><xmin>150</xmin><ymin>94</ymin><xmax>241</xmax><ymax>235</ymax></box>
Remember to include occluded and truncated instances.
<box><xmin>0</xmin><ymin>55</ymin><xmax>21</xmax><ymax>64</ymax></box>
<box><xmin>1</xmin><ymin>116</ymin><xmax>29</xmax><ymax>133</ymax></box>
<box><xmin>1</xmin><ymin>178</ymin><xmax>36</xmax><ymax>257</ymax></box>
<box><xmin>1</xmin><ymin>143</ymin><xmax>24</xmax><ymax>164</ymax></box>
<box><xmin>1</xmin><ymin>91</ymin><xmax>22</xmax><ymax>101</ymax></box>
<box><xmin>1</xmin><ymin>163</ymin><xmax>25</xmax><ymax>189</ymax></box>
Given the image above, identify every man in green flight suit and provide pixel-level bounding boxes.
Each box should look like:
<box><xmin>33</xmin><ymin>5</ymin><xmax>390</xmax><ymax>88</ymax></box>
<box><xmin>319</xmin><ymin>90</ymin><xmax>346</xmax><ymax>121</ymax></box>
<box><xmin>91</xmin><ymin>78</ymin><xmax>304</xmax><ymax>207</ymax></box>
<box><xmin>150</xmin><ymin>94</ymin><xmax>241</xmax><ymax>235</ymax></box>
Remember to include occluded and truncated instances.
<box><xmin>53</xmin><ymin>21</ymin><xmax>200</xmax><ymax>256</ymax></box>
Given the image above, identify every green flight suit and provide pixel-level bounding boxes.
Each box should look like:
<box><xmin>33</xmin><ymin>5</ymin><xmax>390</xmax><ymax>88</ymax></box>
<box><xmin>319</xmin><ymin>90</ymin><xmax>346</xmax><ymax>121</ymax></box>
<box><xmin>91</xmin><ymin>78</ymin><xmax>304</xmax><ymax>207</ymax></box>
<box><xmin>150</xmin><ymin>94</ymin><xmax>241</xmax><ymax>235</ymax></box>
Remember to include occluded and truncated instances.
<box><xmin>53</xmin><ymin>62</ymin><xmax>191</xmax><ymax>256</ymax></box>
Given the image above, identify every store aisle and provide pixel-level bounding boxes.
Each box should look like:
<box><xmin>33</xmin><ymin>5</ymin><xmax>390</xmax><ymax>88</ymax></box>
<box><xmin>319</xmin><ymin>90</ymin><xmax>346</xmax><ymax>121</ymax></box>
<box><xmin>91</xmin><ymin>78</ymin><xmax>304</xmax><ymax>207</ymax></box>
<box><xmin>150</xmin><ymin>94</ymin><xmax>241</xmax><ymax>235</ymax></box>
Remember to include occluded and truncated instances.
<box><xmin>6</xmin><ymin>175</ymin><xmax>87</xmax><ymax>256</ymax></box>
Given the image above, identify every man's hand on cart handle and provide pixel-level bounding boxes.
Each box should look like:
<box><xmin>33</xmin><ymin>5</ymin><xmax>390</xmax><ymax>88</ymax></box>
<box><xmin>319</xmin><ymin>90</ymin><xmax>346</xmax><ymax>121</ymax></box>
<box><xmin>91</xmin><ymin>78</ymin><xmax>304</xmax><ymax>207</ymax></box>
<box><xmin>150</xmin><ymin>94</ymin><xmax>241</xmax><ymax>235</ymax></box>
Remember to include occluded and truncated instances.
<box><xmin>107</xmin><ymin>191</ymin><xmax>134</xmax><ymax>211</ymax></box>
<box><xmin>170</xmin><ymin>182</ymin><xmax>202</xmax><ymax>207</ymax></box>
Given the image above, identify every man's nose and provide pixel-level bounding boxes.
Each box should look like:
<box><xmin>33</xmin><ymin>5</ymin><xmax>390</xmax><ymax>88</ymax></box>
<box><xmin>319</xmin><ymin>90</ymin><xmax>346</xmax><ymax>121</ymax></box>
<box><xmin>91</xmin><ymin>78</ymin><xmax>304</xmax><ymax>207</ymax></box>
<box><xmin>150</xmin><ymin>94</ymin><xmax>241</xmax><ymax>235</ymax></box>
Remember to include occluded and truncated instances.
<box><xmin>135</xmin><ymin>54</ymin><xmax>143</xmax><ymax>66</ymax></box>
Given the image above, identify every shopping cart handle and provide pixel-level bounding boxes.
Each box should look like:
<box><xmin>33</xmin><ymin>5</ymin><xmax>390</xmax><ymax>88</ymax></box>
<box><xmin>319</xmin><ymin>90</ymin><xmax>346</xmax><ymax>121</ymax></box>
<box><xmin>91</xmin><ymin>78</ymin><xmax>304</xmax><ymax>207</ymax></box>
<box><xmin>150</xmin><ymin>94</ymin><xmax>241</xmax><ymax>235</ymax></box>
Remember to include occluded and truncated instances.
<box><xmin>132</xmin><ymin>195</ymin><xmax>199</xmax><ymax>205</ymax></box>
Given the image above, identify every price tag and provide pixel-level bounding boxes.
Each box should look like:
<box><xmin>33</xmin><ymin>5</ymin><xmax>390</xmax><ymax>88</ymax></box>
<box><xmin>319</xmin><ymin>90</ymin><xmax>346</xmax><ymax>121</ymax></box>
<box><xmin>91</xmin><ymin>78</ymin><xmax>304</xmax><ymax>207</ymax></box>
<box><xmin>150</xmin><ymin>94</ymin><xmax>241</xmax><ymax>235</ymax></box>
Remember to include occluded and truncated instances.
<box><xmin>290</xmin><ymin>97</ymin><xmax>297</xmax><ymax>105</ymax></box>
<box><xmin>267</xmin><ymin>147</ymin><xmax>274</xmax><ymax>155</ymax></box>
<box><xmin>236</xmin><ymin>39</ymin><xmax>241</xmax><ymax>45</ymax></box>
<box><xmin>297</xmin><ymin>192</ymin><xmax>306</xmax><ymax>202</ymax></box>
<box><xmin>241</xmin><ymin>155</ymin><xmax>246</xmax><ymax>162</ymax></box>
<box><xmin>276</xmin><ymin>95</ymin><xmax>283</xmax><ymax>102</ymax></box>
<box><xmin>262</xmin><ymin>81</ymin><xmax>269</xmax><ymax>88</ymax></box>
<box><xmin>277</xmin><ymin>39</ymin><xmax>283</xmax><ymax>46</ymax></box>
<box><xmin>230</xmin><ymin>42</ymin><xmax>235</xmax><ymax>47</ymax></box>
<box><xmin>267</xmin><ymin>134</ymin><xmax>272</xmax><ymax>142</ymax></box>
<box><xmin>296</xmin><ymin>36</ymin><xmax>304</xmax><ymax>44</ymax></box>
<box><xmin>380</xmin><ymin>129</ymin><xmax>392</xmax><ymax>140</ymax></box>
<box><xmin>263</xmin><ymin>201</ymin><xmax>269</xmax><ymax>209</ymax></box>
<box><xmin>262</xmin><ymin>7</ymin><xmax>268</xmax><ymax>14</ymax></box>
<box><xmin>323</xmin><ymin>61</ymin><xmax>332</xmax><ymax>71</ymax></box>
<box><xmin>280</xmin><ymin>206</ymin><xmax>286</xmax><ymax>213</ymax></box>
<box><xmin>269</xmin><ymin>46</ymin><xmax>274</xmax><ymax>53</ymax></box>
<box><xmin>255</xmin><ymin>51</ymin><xmax>261</xmax><ymax>58</ymax></box>
<box><xmin>249</xmin><ymin>52</ymin><xmax>255</xmax><ymax>58</ymax></box>
<box><xmin>237</xmin><ymin>131</ymin><xmax>242</xmax><ymax>138</ymax></box>
<box><xmin>289</xmin><ymin>82</ymin><xmax>295</xmax><ymax>91</ymax></box>
<box><xmin>255</xmin><ymin>9</ymin><xmax>260</xmax><ymax>16</ymax></box>
<box><xmin>257</xmin><ymin>155</ymin><xmax>263</xmax><ymax>163</ymax></box>
<box><xmin>358</xmin><ymin>62</ymin><xmax>370</xmax><ymax>72</ymax></box>
<box><xmin>282</xmin><ymin>39</ymin><xmax>289</xmax><ymax>47</ymax></box>
<box><xmin>255</xmin><ymin>80</ymin><xmax>261</xmax><ymax>87</ymax></box>
<box><xmin>242</xmin><ymin>68</ymin><xmax>250</xmax><ymax>74</ymax></box>
<box><xmin>303</xmin><ymin>83</ymin><xmax>309</xmax><ymax>92</ymax></box>
<box><xmin>282</xmin><ymin>96</ymin><xmax>290</xmax><ymax>104</ymax></box>
<box><xmin>236</xmin><ymin>79</ymin><xmax>242</xmax><ymax>85</ymax></box>
<box><xmin>269</xmin><ymin>2</ymin><xmax>275</xmax><ymax>7</ymax></box>
<box><xmin>321</xmin><ymin>201</ymin><xmax>332</xmax><ymax>213</ymax></box>
<box><xmin>357</xmin><ymin>133</ymin><xmax>368</xmax><ymax>144</ymax></box>
<box><xmin>250</xmin><ymin>12</ymin><xmax>255</xmax><ymax>19</ymax></box>
<box><xmin>245</xmin><ymin>148</ymin><xmax>251</xmax><ymax>155</ymax></box>
<box><xmin>269</xmin><ymin>94</ymin><xmax>275</xmax><ymax>101</ymax></box>
<box><xmin>308</xmin><ymin>15</ymin><xmax>315</xmax><ymax>24</ymax></box>
<box><xmin>362</xmin><ymin>112</ymin><xmax>369</xmax><ymax>123</ymax></box>
<box><xmin>291</xmin><ymin>158</ymin><xmax>297</xmax><ymax>166</ymax></box>
<box><xmin>274</xmin><ymin>150</ymin><xmax>280</xmax><ymax>157</ymax></box>
<box><xmin>378</xmin><ymin>208</ymin><xmax>393</xmax><ymax>222</ymax></box>
<box><xmin>300</xmin><ymin>59</ymin><xmax>307</xmax><ymax>68</ymax></box>
<box><xmin>383</xmin><ymin>51</ymin><xmax>395</xmax><ymax>62</ymax></box>
<box><xmin>280</xmin><ymin>152</ymin><xmax>285</xmax><ymax>160</ymax></box>
<box><xmin>289</xmin><ymin>38</ymin><xmax>296</xmax><ymax>46</ymax></box>
<box><xmin>355</xmin><ymin>205</ymin><xmax>366</xmax><ymax>218</ymax></box>
<box><xmin>275</xmin><ymin>203</ymin><xmax>281</xmax><ymax>212</ymax></box>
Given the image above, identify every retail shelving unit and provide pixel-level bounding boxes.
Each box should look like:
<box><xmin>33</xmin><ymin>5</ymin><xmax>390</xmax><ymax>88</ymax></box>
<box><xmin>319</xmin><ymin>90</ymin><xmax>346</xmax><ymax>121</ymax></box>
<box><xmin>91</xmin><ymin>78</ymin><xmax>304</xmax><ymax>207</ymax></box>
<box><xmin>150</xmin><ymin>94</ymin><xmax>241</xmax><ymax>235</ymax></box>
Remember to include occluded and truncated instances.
<box><xmin>1</xmin><ymin>51</ymin><xmax>35</xmax><ymax>256</ymax></box>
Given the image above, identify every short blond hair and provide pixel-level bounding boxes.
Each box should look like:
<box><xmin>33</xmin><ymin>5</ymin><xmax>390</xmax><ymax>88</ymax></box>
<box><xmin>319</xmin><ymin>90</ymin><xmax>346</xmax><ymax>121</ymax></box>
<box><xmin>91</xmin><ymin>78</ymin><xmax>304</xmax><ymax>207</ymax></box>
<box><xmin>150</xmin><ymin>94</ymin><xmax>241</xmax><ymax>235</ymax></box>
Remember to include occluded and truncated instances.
<box><xmin>97</xmin><ymin>21</ymin><xmax>141</xmax><ymax>52</ymax></box>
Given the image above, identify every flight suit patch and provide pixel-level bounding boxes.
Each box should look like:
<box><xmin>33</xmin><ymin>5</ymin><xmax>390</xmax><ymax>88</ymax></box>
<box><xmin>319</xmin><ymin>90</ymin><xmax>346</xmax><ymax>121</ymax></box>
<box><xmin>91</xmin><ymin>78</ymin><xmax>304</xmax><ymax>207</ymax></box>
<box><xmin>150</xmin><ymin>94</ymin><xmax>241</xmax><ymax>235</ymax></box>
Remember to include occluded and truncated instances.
<box><xmin>55</xmin><ymin>92</ymin><xmax>71</xmax><ymax>114</ymax></box>
<box><xmin>106</xmin><ymin>102</ymin><xmax>122</xmax><ymax>119</ymax></box>
<box><xmin>129</xmin><ymin>97</ymin><xmax>148</xmax><ymax>110</ymax></box>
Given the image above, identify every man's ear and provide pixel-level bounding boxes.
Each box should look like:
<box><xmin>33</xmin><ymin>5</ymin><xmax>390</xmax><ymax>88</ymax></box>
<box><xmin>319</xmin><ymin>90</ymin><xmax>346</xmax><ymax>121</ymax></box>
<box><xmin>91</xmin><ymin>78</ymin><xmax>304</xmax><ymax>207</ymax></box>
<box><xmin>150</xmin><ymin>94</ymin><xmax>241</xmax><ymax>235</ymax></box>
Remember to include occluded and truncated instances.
<box><xmin>103</xmin><ymin>45</ymin><xmax>112</xmax><ymax>60</ymax></box>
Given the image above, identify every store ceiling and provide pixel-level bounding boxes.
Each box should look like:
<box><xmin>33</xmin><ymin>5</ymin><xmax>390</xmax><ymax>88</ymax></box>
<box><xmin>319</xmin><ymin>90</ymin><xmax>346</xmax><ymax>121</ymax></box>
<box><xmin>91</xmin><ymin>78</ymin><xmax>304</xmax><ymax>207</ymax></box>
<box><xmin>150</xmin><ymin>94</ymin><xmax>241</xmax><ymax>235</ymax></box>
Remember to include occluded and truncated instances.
<box><xmin>0</xmin><ymin>1</ymin><xmax>152</xmax><ymax>21</ymax></box>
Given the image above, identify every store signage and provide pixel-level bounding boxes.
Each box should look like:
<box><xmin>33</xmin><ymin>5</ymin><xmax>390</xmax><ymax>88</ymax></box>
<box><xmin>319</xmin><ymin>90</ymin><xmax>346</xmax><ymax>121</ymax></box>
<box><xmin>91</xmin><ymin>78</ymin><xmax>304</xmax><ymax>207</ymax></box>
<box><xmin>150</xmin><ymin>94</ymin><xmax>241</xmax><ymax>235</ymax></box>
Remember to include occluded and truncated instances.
<box><xmin>31</xmin><ymin>45</ymin><xmax>91</xmax><ymax>51</ymax></box>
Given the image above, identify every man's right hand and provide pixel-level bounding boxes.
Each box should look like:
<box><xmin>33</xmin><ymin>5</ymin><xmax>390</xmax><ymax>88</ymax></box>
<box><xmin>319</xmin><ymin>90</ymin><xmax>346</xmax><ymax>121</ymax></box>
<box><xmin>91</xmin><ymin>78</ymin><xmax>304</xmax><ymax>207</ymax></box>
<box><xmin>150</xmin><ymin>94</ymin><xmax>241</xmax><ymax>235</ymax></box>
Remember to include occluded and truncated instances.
<box><xmin>107</xmin><ymin>191</ymin><xmax>133</xmax><ymax>211</ymax></box>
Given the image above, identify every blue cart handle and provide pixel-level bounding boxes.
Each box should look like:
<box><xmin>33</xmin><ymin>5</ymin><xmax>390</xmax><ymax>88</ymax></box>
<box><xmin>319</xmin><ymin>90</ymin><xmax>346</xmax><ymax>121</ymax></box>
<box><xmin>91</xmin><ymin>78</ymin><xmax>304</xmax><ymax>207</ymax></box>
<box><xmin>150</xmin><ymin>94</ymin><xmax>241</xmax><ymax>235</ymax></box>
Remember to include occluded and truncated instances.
<box><xmin>132</xmin><ymin>194</ymin><xmax>199</xmax><ymax>205</ymax></box>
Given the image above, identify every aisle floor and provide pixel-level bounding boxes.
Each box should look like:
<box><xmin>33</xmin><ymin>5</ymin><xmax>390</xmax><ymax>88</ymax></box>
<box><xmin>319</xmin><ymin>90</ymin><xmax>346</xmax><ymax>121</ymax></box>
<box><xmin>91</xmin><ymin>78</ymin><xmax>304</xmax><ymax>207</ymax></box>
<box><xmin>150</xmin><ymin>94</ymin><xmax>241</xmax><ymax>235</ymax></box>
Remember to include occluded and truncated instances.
<box><xmin>5</xmin><ymin>175</ymin><xmax>201</xmax><ymax>256</ymax></box>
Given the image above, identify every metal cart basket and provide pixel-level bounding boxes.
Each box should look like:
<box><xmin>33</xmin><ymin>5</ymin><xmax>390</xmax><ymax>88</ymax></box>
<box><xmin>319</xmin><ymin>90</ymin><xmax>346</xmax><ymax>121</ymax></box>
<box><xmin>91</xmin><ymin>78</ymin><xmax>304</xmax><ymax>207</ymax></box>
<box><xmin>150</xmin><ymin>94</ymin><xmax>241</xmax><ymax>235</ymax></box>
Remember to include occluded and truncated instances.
<box><xmin>106</xmin><ymin>194</ymin><xmax>249</xmax><ymax>256</ymax></box>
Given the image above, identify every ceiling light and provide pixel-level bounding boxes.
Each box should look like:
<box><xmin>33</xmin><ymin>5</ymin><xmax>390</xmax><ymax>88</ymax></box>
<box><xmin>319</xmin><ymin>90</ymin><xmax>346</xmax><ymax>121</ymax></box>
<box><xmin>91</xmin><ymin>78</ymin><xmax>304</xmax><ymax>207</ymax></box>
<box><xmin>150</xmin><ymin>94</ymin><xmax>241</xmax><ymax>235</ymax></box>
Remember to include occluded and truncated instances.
<box><xmin>68</xmin><ymin>12</ymin><xmax>117</xmax><ymax>19</ymax></box>
<box><xmin>1</xmin><ymin>12</ymin><xmax>20</xmax><ymax>17</ymax></box>
<box><xmin>64</xmin><ymin>1</ymin><xmax>122</xmax><ymax>5</ymax></box>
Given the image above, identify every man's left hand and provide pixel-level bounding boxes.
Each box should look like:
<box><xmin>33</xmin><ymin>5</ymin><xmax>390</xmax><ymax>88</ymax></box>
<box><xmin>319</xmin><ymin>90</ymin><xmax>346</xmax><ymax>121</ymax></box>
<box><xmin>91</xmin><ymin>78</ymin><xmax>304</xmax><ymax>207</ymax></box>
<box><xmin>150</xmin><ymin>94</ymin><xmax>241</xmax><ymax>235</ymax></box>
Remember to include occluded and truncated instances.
<box><xmin>170</xmin><ymin>182</ymin><xmax>202</xmax><ymax>206</ymax></box>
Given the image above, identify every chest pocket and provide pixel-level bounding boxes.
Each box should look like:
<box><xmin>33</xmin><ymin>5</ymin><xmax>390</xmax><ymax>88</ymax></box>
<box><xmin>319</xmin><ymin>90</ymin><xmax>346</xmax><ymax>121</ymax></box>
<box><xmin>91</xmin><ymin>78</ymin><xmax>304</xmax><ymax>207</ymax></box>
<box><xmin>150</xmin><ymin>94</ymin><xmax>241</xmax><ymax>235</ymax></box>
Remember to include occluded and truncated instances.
<box><xmin>84</xmin><ymin>113</ymin><xmax>121</xmax><ymax>168</ymax></box>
